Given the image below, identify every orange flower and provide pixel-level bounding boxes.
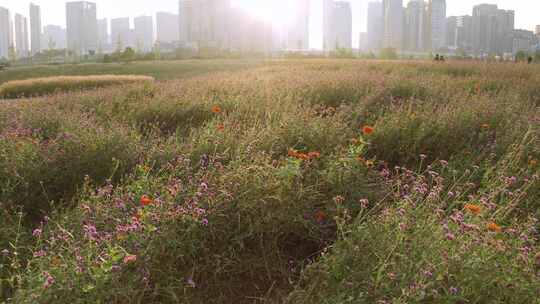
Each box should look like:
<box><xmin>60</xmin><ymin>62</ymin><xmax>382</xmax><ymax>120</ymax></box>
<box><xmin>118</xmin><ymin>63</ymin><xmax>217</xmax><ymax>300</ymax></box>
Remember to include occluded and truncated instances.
<box><xmin>315</xmin><ymin>211</ymin><xmax>327</xmax><ymax>222</ymax></box>
<box><xmin>308</xmin><ymin>151</ymin><xmax>321</xmax><ymax>159</ymax></box>
<box><xmin>475</xmin><ymin>84</ymin><xmax>481</xmax><ymax>94</ymax></box>
<box><xmin>464</xmin><ymin>204</ymin><xmax>481</xmax><ymax>215</ymax></box>
<box><xmin>211</xmin><ymin>105</ymin><xmax>222</xmax><ymax>114</ymax></box>
<box><xmin>297</xmin><ymin>153</ymin><xmax>310</xmax><ymax>161</ymax></box>
<box><xmin>362</xmin><ymin>125</ymin><xmax>374</xmax><ymax>135</ymax></box>
<box><xmin>140</xmin><ymin>195</ymin><xmax>153</xmax><ymax>207</ymax></box>
<box><xmin>487</xmin><ymin>222</ymin><xmax>502</xmax><ymax>233</ymax></box>
<box><xmin>216</xmin><ymin>124</ymin><xmax>225</xmax><ymax>131</ymax></box>
<box><xmin>287</xmin><ymin>149</ymin><xmax>316</xmax><ymax>161</ymax></box>
<box><xmin>481</xmin><ymin>124</ymin><xmax>490</xmax><ymax>129</ymax></box>
<box><xmin>123</xmin><ymin>254</ymin><xmax>137</xmax><ymax>264</ymax></box>
<box><xmin>530</xmin><ymin>159</ymin><xmax>538</xmax><ymax>166</ymax></box>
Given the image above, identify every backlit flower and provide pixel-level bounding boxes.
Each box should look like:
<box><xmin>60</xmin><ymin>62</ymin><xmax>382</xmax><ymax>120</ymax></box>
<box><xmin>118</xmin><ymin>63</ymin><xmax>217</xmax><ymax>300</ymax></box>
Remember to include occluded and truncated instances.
<box><xmin>140</xmin><ymin>195</ymin><xmax>153</xmax><ymax>207</ymax></box>
<box><xmin>308</xmin><ymin>151</ymin><xmax>321</xmax><ymax>159</ymax></box>
<box><xmin>362</xmin><ymin>125</ymin><xmax>374</xmax><ymax>135</ymax></box>
<box><xmin>487</xmin><ymin>222</ymin><xmax>502</xmax><ymax>233</ymax></box>
<box><xmin>123</xmin><ymin>254</ymin><xmax>137</xmax><ymax>264</ymax></box>
<box><xmin>464</xmin><ymin>203</ymin><xmax>481</xmax><ymax>215</ymax></box>
<box><xmin>211</xmin><ymin>105</ymin><xmax>222</xmax><ymax>114</ymax></box>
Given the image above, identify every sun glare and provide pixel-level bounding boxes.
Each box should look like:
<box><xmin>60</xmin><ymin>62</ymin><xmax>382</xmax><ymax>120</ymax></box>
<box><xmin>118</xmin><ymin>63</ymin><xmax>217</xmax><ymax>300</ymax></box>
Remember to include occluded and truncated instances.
<box><xmin>231</xmin><ymin>0</ymin><xmax>297</xmax><ymax>28</ymax></box>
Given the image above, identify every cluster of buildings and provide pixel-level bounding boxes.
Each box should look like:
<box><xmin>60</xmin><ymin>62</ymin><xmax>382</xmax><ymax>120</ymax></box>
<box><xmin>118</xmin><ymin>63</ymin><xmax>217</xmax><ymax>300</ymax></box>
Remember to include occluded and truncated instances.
<box><xmin>0</xmin><ymin>0</ymin><xmax>315</xmax><ymax>60</ymax></box>
<box><xmin>364</xmin><ymin>0</ymin><xmax>540</xmax><ymax>57</ymax></box>
<box><xmin>0</xmin><ymin>4</ymin><xmax>41</xmax><ymax>60</ymax></box>
<box><xmin>1</xmin><ymin>1</ymin><xmax>540</xmax><ymax>60</ymax></box>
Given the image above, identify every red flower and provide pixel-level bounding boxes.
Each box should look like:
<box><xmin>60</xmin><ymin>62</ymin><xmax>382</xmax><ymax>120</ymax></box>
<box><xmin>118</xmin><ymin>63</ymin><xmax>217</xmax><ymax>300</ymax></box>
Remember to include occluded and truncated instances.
<box><xmin>211</xmin><ymin>105</ymin><xmax>222</xmax><ymax>114</ymax></box>
<box><xmin>362</xmin><ymin>126</ymin><xmax>374</xmax><ymax>135</ymax></box>
<box><xmin>140</xmin><ymin>195</ymin><xmax>153</xmax><ymax>207</ymax></box>
<box><xmin>315</xmin><ymin>211</ymin><xmax>327</xmax><ymax>222</ymax></box>
<box><xmin>308</xmin><ymin>151</ymin><xmax>321</xmax><ymax>159</ymax></box>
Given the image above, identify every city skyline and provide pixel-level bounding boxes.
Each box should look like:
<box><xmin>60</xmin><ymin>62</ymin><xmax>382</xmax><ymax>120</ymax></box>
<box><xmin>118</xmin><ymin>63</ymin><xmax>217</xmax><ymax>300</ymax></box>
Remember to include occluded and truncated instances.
<box><xmin>0</xmin><ymin>0</ymin><xmax>538</xmax><ymax>50</ymax></box>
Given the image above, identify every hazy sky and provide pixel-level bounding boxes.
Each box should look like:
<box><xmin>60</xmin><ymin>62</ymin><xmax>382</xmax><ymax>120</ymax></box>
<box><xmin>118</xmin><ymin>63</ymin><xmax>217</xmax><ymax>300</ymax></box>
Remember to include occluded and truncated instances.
<box><xmin>0</xmin><ymin>0</ymin><xmax>537</xmax><ymax>49</ymax></box>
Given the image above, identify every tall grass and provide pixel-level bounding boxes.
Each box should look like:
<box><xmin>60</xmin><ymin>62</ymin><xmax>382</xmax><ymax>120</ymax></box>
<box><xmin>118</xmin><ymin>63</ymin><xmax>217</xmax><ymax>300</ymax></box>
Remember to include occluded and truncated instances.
<box><xmin>0</xmin><ymin>60</ymin><xmax>538</xmax><ymax>303</ymax></box>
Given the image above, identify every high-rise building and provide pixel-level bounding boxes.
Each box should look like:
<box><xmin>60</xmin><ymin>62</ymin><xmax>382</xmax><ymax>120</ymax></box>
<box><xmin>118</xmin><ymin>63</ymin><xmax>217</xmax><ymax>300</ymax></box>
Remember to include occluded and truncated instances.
<box><xmin>512</xmin><ymin>29</ymin><xmax>535</xmax><ymax>54</ymax></box>
<box><xmin>429</xmin><ymin>0</ymin><xmax>446</xmax><ymax>51</ymax></box>
<box><xmin>0</xmin><ymin>7</ymin><xmax>10</xmax><ymax>60</ymax></box>
<box><xmin>404</xmin><ymin>0</ymin><xmax>426</xmax><ymax>52</ymax></box>
<box><xmin>323</xmin><ymin>0</ymin><xmax>352</xmax><ymax>51</ymax></box>
<box><xmin>334</xmin><ymin>1</ymin><xmax>352</xmax><ymax>49</ymax></box>
<box><xmin>134</xmin><ymin>16</ymin><xmax>154</xmax><ymax>52</ymax></box>
<box><xmin>43</xmin><ymin>25</ymin><xmax>66</xmax><ymax>49</ymax></box>
<box><xmin>446</xmin><ymin>16</ymin><xmax>457</xmax><ymax>49</ymax></box>
<box><xmin>156</xmin><ymin>12</ymin><xmax>179</xmax><ymax>43</ymax></box>
<box><xmin>455</xmin><ymin>15</ymin><xmax>472</xmax><ymax>51</ymax></box>
<box><xmin>29</xmin><ymin>3</ymin><xmax>41</xmax><ymax>55</ymax></box>
<box><xmin>359</xmin><ymin>32</ymin><xmax>368</xmax><ymax>51</ymax></box>
<box><xmin>472</xmin><ymin>4</ymin><xmax>514</xmax><ymax>55</ymax></box>
<box><xmin>287</xmin><ymin>0</ymin><xmax>310</xmax><ymax>50</ymax></box>
<box><xmin>97</xmin><ymin>18</ymin><xmax>108</xmax><ymax>49</ymax></box>
<box><xmin>367</xmin><ymin>1</ymin><xmax>383</xmax><ymax>51</ymax></box>
<box><xmin>323</xmin><ymin>0</ymin><xmax>335</xmax><ymax>51</ymax></box>
<box><xmin>179</xmin><ymin>0</ymin><xmax>193</xmax><ymax>43</ymax></box>
<box><xmin>382</xmin><ymin>0</ymin><xmax>403</xmax><ymax>50</ymax></box>
<box><xmin>66</xmin><ymin>1</ymin><xmax>98</xmax><ymax>55</ymax></box>
<box><xmin>111</xmin><ymin>17</ymin><xmax>131</xmax><ymax>49</ymax></box>
<box><xmin>536</xmin><ymin>25</ymin><xmax>540</xmax><ymax>36</ymax></box>
<box><xmin>187</xmin><ymin>0</ymin><xmax>230</xmax><ymax>48</ymax></box>
<box><xmin>14</xmin><ymin>14</ymin><xmax>29</xmax><ymax>58</ymax></box>
<box><xmin>227</xmin><ymin>7</ymin><xmax>272</xmax><ymax>54</ymax></box>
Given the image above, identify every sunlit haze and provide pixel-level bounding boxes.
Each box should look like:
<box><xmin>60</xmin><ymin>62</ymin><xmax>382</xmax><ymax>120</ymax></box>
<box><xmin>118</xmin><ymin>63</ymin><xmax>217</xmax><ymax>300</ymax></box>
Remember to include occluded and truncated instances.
<box><xmin>0</xmin><ymin>0</ymin><xmax>538</xmax><ymax>49</ymax></box>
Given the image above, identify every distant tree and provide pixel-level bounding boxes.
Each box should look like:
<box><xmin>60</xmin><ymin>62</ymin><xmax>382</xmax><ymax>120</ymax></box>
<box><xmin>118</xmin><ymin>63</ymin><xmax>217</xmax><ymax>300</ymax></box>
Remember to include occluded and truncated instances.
<box><xmin>115</xmin><ymin>35</ymin><xmax>124</xmax><ymax>53</ymax></box>
<box><xmin>153</xmin><ymin>42</ymin><xmax>161</xmax><ymax>60</ymax></box>
<box><xmin>121</xmin><ymin>47</ymin><xmax>136</xmax><ymax>63</ymax></box>
<box><xmin>332</xmin><ymin>47</ymin><xmax>354</xmax><ymax>59</ymax></box>
<box><xmin>456</xmin><ymin>48</ymin><xmax>467</xmax><ymax>58</ymax></box>
<box><xmin>136</xmin><ymin>39</ymin><xmax>143</xmax><ymax>54</ymax></box>
<box><xmin>8</xmin><ymin>45</ymin><xmax>17</xmax><ymax>63</ymax></box>
<box><xmin>515</xmin><ymin>51</ymin><xmax>528</xmax><ymax>62</ymax></box>
<box><xmin>379</xmin><ymin>48</ymin><xmax>398</xmax><ymax>60</ymax></box>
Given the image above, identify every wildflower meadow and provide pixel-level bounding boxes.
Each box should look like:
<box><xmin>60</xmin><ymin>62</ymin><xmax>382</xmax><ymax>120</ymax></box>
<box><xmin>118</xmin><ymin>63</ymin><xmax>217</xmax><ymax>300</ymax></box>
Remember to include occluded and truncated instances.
<box><xmin>0</xmin><ymin>59</ymin><xmax>539</xmax><ymax>303</ymax></box>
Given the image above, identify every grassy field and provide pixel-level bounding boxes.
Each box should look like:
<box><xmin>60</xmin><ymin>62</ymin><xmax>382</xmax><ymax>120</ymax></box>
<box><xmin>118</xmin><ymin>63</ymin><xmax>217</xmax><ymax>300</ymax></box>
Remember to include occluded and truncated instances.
<box><xmin>0</xmin><ymin>59</ymin><xmax>539</xmax><ymax>303</ymax></box>
<box><xmin>0</xmin><ymin>60</ymin><xmax>265</xmax><ymax>84</ymax></box>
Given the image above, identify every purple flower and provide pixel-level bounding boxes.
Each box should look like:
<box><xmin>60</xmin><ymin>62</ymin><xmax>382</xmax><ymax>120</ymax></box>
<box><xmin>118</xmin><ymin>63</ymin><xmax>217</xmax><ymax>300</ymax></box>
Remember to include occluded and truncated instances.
<box><xmin>186</xmin><ymin>277</ymin><xmax>196</xmax><ymax>288</ymax></box>
<box><xmin>43</xmin><ymin>272</ymin><xmax>55</xmax><ymax>289</ymax></box>
<box><xmin>201</xmin><ymin>218</ymin><xmax>209</xmax><ymax>226</ymax></box>
<box><xmin>423</xmin><ymin>270</ymin><xmax>433</xmax><ymax>278</ymax></box>
<box><xmin>32</xmin><ymin>228</ymin><xmax>43</xmax><ymax>237</ymax></box>
<box><xmin>33</xmin><ymin>250</ymin><xmax>46</xmax><ymax>258</ymax></box>
<box><xmin>359</xmin><ymin>199</ymin><xmax>369</xmax><ymax>209</ymax></box>
<box><xmin>445</xmin><ymin>233</ymin><xmax>455</xmax><ymax>241</ymax></box>
<box><xmin>83</xmin><ymin>223</ymin><xmax>98</xmax><ymax>240</ymax></box>
<box><xmin>449</xmin><ymin>287</ymin><xmax>459</xmax><ymax>295</ymax></box>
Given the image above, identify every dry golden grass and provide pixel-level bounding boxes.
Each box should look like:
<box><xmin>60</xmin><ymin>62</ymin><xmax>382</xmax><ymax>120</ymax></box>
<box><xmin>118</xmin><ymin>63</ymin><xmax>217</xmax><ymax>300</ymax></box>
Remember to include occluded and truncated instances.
<box><xmin>0</xmin><ymin>74</ymin><xmax>155</xmax><ymax>99</ymax></box>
